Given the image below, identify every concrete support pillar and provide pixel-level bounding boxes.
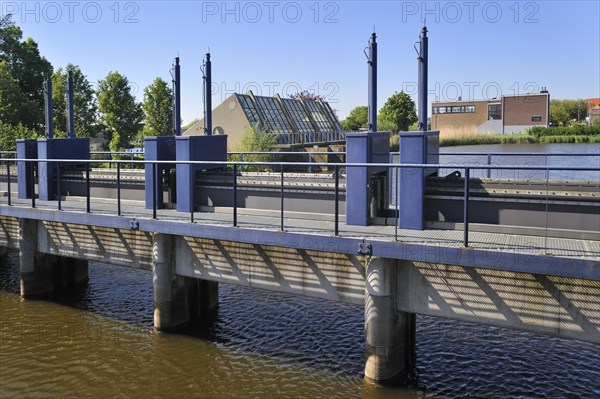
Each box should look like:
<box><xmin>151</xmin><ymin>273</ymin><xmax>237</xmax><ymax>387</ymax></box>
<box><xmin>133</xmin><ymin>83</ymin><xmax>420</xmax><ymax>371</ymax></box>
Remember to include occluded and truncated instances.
<box><xmin>187</xmin><ymin>279</ymin><xmax>219</xmax><ymax>324</ymax></box>
<box><xmin>152</xmin><ymin>233</ymin><xmax>218</xmax><ymax>331</ymax></box>
<box><xmin>19</xmin><ymin>218</ymin><xmax>88</xmax><ymax>298</ymax></box>
<box><xmin>364</xmin><ymin>257</ymin><xmax>416</xmax><ymax>384</ymax></box>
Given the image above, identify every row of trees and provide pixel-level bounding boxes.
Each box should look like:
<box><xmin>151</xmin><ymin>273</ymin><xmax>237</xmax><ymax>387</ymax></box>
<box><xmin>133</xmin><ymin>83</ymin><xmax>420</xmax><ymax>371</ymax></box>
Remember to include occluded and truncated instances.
<box><xmin>0</xmin><ymin>15</ymin><xmax>175</xmax><ymax>151</ymax></box>
<box><xmin>341</xmin><ymin>91</ymin><xmax>418</xmax><ymax>133</ymax></box>
<box><xmin>549</xmin><ymin>99</ymin><xmax>590</xmax><ymax>127</ymax></box>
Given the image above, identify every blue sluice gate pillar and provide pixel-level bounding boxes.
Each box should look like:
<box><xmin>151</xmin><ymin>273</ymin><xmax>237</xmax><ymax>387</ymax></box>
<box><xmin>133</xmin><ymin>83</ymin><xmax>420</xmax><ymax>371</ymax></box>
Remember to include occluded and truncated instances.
<box><xmin>144</xmin><ymin>136</ymin><xmax>176</xmax><ymax>210</ymax></box>
<box><xmin>398</xmin><ymin>131</ymin><xmax>439</xmax><ymax>230</ymax></box>
<box><xmin>175</xmin><ymin>135</ymin><xmax>227</xmax><ymax>213</ymax></box>
<box><xmin>345</xmin><ymin>132</ymin><xmax>390</xmax><ymax>226</ymax></box>
<box><xmin>37</xmin><ymin>138</ymin><xmax>90</xmax><ymax>201</ymax></box>
<box><xmin>16</xmin><ymin>139</ymin><xmax>38</xmax><ymax>199</ymax></box>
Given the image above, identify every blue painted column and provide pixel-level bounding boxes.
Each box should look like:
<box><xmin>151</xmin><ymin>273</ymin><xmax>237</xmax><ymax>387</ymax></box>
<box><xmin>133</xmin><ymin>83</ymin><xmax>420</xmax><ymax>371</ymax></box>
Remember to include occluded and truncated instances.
<box><xmin>16</xmin><ymin>139</ymin><xmax>37</xmax><ymax>199</ymax></box>
<box><xmin>345</xmin><ymin>132</ymin><xmax>390</xmax><ymax>226</ymax></box>
<box><xmin>175</xmin><ymin>135</ymin><xmax>227</xmax><ymax>213</ymax></box>
<box><xmin>144</xmin><ymin>136</ymin><xmax>176</xmax><ymax>209</ymax></box>
<box><xmin>398</xmin><ymin>131</ymin><xmax>439</xmax><ymax>230</ymax></box>
<box><xmin>37</xmin><ymin>138</ymin><xmax>90</xmax><ymax>201</ymax></box>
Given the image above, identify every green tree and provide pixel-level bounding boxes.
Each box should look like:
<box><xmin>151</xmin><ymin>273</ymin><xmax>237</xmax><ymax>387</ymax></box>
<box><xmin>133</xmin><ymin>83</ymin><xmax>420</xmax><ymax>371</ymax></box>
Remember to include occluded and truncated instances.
<box><xmin>341</xmin><ymin>105</ymin><xmax>368</xmax><ymax>131</ymax></box>
<box><xmin>550</xmin><ymin>99</ymin><xmax>588</xmax><ymax>127</ymax></box>
<box><xmin>377</xmin><ymin>91</ymin><xmax>417</xmax><ymax>134</ymax></box>
<box><xmin>0</xmin><ymin>60</ymin><xmax>25</xmax><ymax>126</ymax></box>
<box><xmin>141</xmin><ymin>77</ymin><xmax>173</xmax><ymax>137</ymax></box>
<box><xmin>0</xmin><ymin>15</ymin><xmax>52</xmax><ymax>130</ymax></box>
<box><xmin>97</xmin><ymin>71</ymin><xmax>143</xmax><ymax>151</ymax></box>
<box><xmin>235</xmin><ymin>124</ymin><xmax>278</xmax><ymax>170</ymax></box>
<box><xmin>51</xmin><ymin>65</ymin><xmax>98</xmax><ymax>138</ymax></box>
<box><xmin>0</xmin><ymin>120</ymin><xmax>39</xmax><ymax>151</ymax></box>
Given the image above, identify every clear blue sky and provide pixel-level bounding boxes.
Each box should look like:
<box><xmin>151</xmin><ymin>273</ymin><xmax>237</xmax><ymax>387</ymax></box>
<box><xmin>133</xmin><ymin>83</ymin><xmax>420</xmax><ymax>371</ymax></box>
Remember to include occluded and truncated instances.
<box><xmin>3</xmin><ymin>0</ymin><xmax>599</xmax><ymax>124</ymax></box>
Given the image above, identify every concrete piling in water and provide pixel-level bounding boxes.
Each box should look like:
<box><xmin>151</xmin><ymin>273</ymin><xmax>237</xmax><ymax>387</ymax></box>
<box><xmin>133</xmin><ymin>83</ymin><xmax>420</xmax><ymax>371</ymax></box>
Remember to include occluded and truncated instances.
<box><xmin>152</xmin><ymin>233</ymin><xmax>218</xmax><ymax>331</ymax></box>
<box><xmin>364</xmin><ymin>257</ymin><xmax>415</xmax><ymax>384</ymax></box>
<box><xmin>19</xmin><ymin>218</ymin><xmax>88</xmax><ymax>298</ymax></box>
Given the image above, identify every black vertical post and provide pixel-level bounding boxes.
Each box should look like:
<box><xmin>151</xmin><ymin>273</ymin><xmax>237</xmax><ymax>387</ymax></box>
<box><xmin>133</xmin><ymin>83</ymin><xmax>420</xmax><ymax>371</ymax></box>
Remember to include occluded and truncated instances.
<box><xmin>30</xmin><ymin>160</ymin><xmax>35</xmax><ymax>208</ymax></box>
<box><xmin>44</xmin><ymin>74</ymin><xmax>54</xmax><ymax>139</ymax></box>
<box><xmin>173</xmin><ymin>57</ymin><xmax>182</xmax><ymax>136</ymax></box>
<box><xmin>66</xmin><ymin>70</ymin><xmax>75</xmax><ymax>139</ymax></box>
<box><xmin>204</xmin><ymin>52</ymin><xmax>212</xmax><ymax>136</ymax></box>
<box><xmin>57</xmin><ymin>163</ymin><xmax>61</xmax><ymax>210</ymax></box>
<box><xmin>463</xmin><ymin>168</ymin><xmax>470</xmax><ymax>247</ymax></box>
<box><xmin>190</xmin><ymin>166</ymin><xmax>195</xmax><ymax>223</ymax></box>
<box><xmin>233</xmin><ymin>164</ymin><xmax>238</xmax><ymax>227</ymax></box>
<box><xmin>6</xmin><ymin>161</ymin><xmax>11</xmax><ymax>206</ymax></box>
<box><xmin>334</xmin><ymin>164</ymin><xmax>339</xmax><ymax>236</ymax></box>
<box><xmin>86</xmin><ymin>162</ymin><xmax>90</xmax><ymax>213</ymax></box>
<box><xmin>418</xmin><ymin>26</ymin><xmax>428</xmax><ymax>131</ymax></box>
<box><xmin>152</xmin><ymin>163</ymin><xmax>157</xmax><ymax>219</ymax></box>
<box><xmin>368</xmin><ymin>32</ymin><xmax>377</xmax><ymax>133</ymax></box>
<box><xmin>280</xmin><ymin>164</ymin><xmax>284</xmax><ymax>231</ymax></box>
<box><xmin>395</xmin><ymin>166</ymin><xmax>399</xmax><ymax>241</ymax></box>
<box><xmin>117</xmin><ymin>162</ymin><xmax>121</xmax><ymax>216</ymax></box>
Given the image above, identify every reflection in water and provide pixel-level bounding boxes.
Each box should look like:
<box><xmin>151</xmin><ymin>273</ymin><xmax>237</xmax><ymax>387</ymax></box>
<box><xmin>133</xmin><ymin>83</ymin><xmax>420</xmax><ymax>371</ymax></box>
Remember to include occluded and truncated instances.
<box><xmin>1</xmin><ymin>251</ymin><xmax>599</xmax><ymax>398</ymax></box>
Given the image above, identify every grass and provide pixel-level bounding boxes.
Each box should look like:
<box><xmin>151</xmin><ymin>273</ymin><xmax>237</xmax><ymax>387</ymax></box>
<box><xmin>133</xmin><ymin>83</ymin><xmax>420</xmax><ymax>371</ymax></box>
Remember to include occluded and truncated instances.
<box><xmin>389</xmin><ymin>125</ymin><xmax>600</xmax><ymax>149</ymax></box>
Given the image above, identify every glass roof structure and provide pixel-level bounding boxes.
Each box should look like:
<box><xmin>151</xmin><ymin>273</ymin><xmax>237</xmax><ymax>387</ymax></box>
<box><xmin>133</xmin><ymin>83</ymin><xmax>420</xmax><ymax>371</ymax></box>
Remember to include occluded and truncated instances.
<box><xmin>235</xmin><ymin>92</ymin><xmax>343</xmax><ymax>145</ymax></box>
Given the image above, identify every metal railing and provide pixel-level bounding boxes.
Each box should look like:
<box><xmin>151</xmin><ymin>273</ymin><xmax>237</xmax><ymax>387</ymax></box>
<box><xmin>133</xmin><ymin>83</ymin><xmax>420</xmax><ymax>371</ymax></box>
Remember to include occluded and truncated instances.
<box><xmin>230</xmin><ymin>151</ymin><xmax>345</xmax><ymax>173</ymax></box>
<box><xmin>1</xmin><ymin>157</ymin><xmax>598</xmax><ymax>251</ymax></box>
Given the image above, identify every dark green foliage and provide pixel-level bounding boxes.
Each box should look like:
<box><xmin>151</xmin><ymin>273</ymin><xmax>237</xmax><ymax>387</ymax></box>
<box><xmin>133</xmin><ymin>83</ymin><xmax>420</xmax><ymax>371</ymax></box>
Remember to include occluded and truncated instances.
<box><xmin>528</xmin><ymin>125</ymin><xmax>600</xmax><ymax>138</ymax></box>
<box><xmin>51</xmin><ymin>65</ymin><xmax>98</xmax><ymax>138</ymax></box>
<box><xmin>341</xmin><ymin>106</ymin><xmax>368</xmax><ymax>131</ymax></box>
<box><xmin>97</xmin><ymin>71</ymin><xmax>143</xmax><ymax>151</ymax></box>
<box><xmin>0</xmin><ymin>15</ymin><xmax>52</xmax><ymax>130</ymax></box>
<box><xmin>142</xmin><ymin>77</ymin><xmax>173</xmax><ymax>138</ymax></box>
<box><xmin>0</xmin><ymin>120</ymin><xmax>40</xmax><ymax>151</ymax></box>
<box><xmin>378</xmin><ymin>92</ymin><xmax>417</xmax><ymax>134</ymax></box>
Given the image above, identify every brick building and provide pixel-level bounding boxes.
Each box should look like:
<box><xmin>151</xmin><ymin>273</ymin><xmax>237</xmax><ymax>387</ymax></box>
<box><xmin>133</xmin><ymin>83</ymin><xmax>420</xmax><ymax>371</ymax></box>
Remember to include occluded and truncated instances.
<box><xmin>431</xmin><ymin>91</ymin><xmax>550</xmax><ymax>135</ymax></box>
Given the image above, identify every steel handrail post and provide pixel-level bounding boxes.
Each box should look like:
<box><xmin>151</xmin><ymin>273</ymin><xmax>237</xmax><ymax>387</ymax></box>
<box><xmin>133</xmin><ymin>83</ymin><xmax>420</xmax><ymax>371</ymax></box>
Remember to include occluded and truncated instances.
<box><xmin>280</xmin><ymin>164</ymin><xmax>284</xmax><ymax>231</ymax></box>
<box><xmin>117</xmin><ymin>162</ymin><xmax>121</xmax><ymax>216</ymax></box>
<box><xmin>6</xmin><ymin>160</ymin><xmax>11</xmax><ymax>206</ymax></box>
<box><xmin>233</xmin><ymin>164</ymin><xmax>238</xmax><ymax>227</ymax></box>
<box><xmin>30</xmin><ymin>160</ymin><xmax>35</xmax><ymax>208</ymax></box>
<box><xmin>152</xmin><ymin>162</ymin><xmax>157</xmax><ymax>219</ymax></box>
<box><xmin>57</xmin><ymin>162</ymin><xmax>61</xmax><ymax>211</ymax></box>
<box><xmin>86</xmin><ymin>161</ymin><xmax>90</xmax><ymax>213</ymax></box>
<box><xmin>463</xmin><ymin>167</ymin><xmax>470</xmax><ymax>247</ymax></box>
<box><xmin>395</xmin><ymin>165</ymin><xmax>399</xmax><ymax>241</ymax></box>
<box><xmin>334</xmin><ymin>164</ymin><xmax>339</xmax><ymax>236</ymax></box>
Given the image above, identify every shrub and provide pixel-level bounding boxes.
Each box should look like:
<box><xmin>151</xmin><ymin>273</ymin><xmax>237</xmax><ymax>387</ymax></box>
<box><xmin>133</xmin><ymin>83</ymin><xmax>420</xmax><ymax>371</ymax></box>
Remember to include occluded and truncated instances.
<box><xmin>235</xmin><ymin>124</ymin><xmax>278</xmax><ymax>171</ymax></box>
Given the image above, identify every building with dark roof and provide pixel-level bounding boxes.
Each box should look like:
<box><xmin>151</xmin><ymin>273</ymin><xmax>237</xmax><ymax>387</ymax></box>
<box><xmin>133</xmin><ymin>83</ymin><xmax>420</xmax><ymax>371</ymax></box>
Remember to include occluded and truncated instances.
<box><xmin>184</xmin><ymin>91</ymin><xmax>344</xmax><ymax>149</ymax></box>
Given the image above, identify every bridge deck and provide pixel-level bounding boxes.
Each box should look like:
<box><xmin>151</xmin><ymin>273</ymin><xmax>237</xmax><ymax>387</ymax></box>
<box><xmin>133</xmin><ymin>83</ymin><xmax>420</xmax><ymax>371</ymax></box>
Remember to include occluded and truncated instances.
<box><xmin>3</xmin><ymin>196</ymin><xmax>599</xmax><ymax>263</ymax></box>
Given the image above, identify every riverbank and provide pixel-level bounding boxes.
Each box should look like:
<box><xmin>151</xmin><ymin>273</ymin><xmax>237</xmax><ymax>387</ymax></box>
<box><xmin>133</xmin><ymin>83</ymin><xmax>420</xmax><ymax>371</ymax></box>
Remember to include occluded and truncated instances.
<box><xmin>438</xmin><ymin>125</ymin><xmax>600</xmax><ymax>147</ymax></box>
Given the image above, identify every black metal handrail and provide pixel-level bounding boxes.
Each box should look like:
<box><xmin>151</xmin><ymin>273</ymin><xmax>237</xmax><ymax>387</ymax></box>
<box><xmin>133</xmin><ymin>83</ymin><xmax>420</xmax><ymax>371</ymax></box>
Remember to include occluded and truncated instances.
<box><xmin>2</xmin><ymin>157</ymin><xmax>599</xmax><ymax>250</ymax></box>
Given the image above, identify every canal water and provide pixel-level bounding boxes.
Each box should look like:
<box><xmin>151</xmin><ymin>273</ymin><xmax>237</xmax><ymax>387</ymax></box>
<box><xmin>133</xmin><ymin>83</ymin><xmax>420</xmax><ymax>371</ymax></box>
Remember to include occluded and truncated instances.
<box><xmin>1</xmin><ymin>251</ymin><xmax>599</xmax><ymax>398</ymax></box>
<box><xmin>438</xmin><ymin>143</ymin><xmax>600</xmax><ymax>181</ymax></box>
